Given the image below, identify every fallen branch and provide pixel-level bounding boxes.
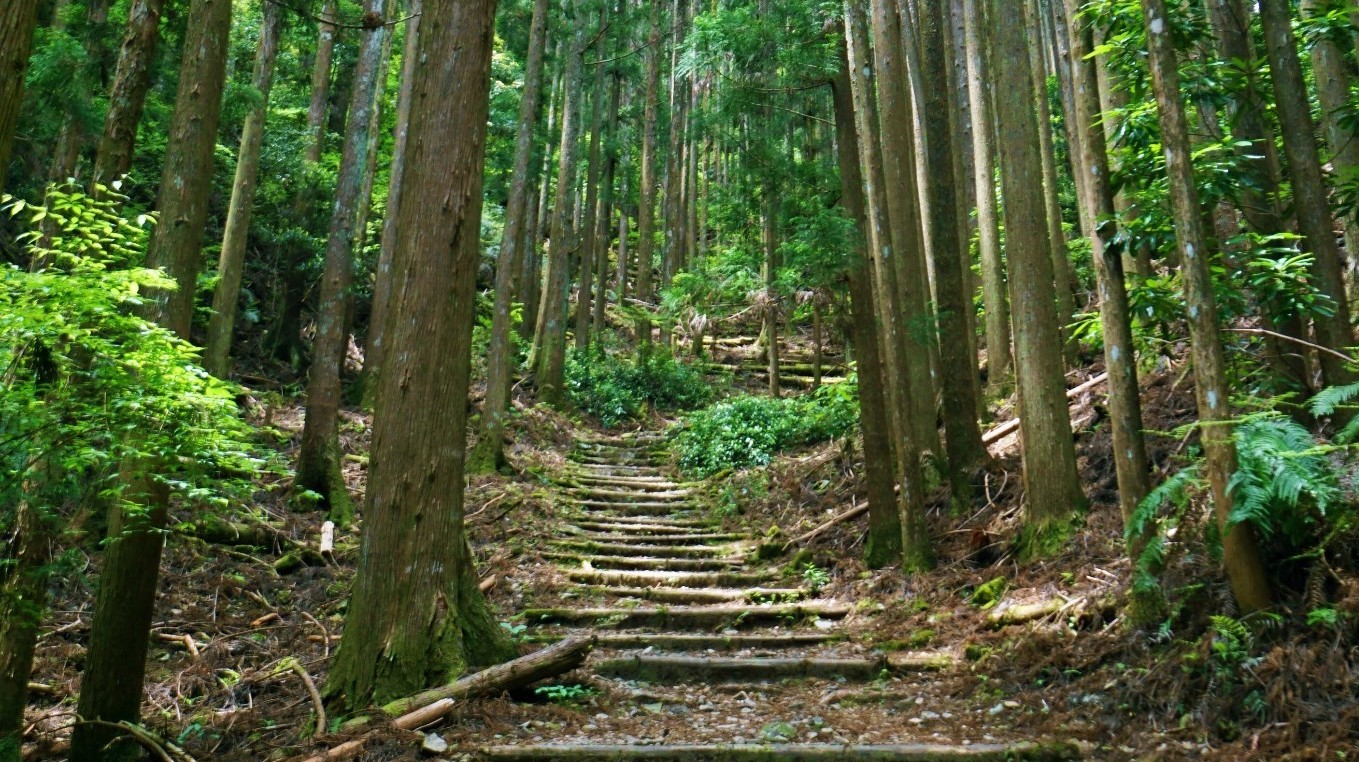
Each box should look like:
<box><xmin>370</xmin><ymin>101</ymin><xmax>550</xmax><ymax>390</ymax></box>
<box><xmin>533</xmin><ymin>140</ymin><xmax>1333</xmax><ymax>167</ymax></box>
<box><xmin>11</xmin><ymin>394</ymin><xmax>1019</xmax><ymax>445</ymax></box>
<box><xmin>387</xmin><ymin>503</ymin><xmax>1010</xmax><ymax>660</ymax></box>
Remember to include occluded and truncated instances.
<box><xmin>1224</xmin><ymin>326</ymin><xmax>1356</xmax><ymax>365</ymax></box>
<box><xmin>478</xmin><ymin>574</ymin><xmax>498</xmax><ymax>593</ymax></box>
<box><xmin>78</xmin><ymin>720</ymin><xmax>197</xmax><ymax>762</ymax></box>
<box><xmin>982</xmin><ymin>372</ymin><xmax>1109</xmax><ymax>445</ymax></box>
<box><xmin>782</xmin><ymin>500</ymin><xmax>868</xmax><ymax>551</ymax></box>
<box><xmin>289</xmin><ymin>661</ymin><xmax>327</xmax><ymax>738</ymax></box>
<box><xmin>298</xmin><ymin>738</ymin><xmax>366</xmax><ymax>762</ymax></box>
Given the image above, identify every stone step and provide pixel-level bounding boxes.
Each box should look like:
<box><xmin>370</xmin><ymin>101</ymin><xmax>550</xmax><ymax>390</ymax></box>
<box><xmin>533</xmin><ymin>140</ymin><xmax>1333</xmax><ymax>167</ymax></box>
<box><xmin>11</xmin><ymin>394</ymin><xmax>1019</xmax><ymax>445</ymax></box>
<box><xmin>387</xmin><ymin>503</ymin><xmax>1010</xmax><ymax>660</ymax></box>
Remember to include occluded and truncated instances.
<box><xmin>567</xmin><ymin>531</ymin><xmax>745</xmax><ymax>545</ymax></box>
<box><xmin>524</xmin><ymin>601</ymin><xmax>851</xmax><ymax>628</ymax></box>
<box><xmin>572</xmin><ymin>463</ymin><xmax>670</xmax><ymax>477</ymax></box>
<box><xmin>544</xmin><ymin>552</ymin><xmax>744</xmax><ymax>571</ymax></box>
<box><xmin>590</xmin><ymin>632</ymin><xmax>838</xmax><ymax>651</ymax></box>
<box><xmin>565</xmin><ymin>514</ymin><xmax>716</xmax><ymax>529</ymax></box>
<box><xmin>567</xmin><ymin>487</ymin><xmax>693</xmax><ymax>502</ymax></box>
<box><xmin>551</xmin><ymin>541</ymin><xmax>737</xmax><ymax>559</ymax></box>
<box><xmin>576</xmin><ymin>585</ymin><xmax>808</xmax><ymax>604</ymax></box>
<box><xmin>570</xmin><ymin>475</ymin><xmax>689</xmax><ymax>491</ymax></box>
<box><xmin>566</xmin><ymin>568</ymin><xmax>778</xmax><ymax>588</ymax></box>
<box><xmin>474</xmin><ymin>742</ymin><xmax>1081</xmax><ymax>761</ymax></box>
<box><xmin>569</xmin><ymin>520</ymin><xmax>715</xmax><ymax>535</ymax></box>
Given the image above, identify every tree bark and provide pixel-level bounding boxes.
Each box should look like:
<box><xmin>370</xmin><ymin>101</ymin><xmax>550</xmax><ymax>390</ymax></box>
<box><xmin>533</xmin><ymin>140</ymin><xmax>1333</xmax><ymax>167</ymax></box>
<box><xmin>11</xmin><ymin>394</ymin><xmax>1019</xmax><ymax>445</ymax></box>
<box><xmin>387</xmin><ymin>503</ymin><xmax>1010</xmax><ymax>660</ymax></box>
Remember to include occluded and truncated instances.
<box><xmin>204</xmin><ymin>0</ymin><xmax>284</xmax><ymax>377</ymax></box>
<box><xmin>987</xmin><ymin>0</ymin><xmax>1085</xmax><ymax>542</ymax></box>
<box><xmin>1141</xmin><ymin>0</ymin><xmax>1272</xmax><ymax>614</ymax></box>
<box><xmin>46</xmin><ymin>0</ymin><xmax>111</xmax><ymax>184</ymax></box>
<box><xmin>364</xmin><ymin>0</ymin><xmax>423</xmax><ymax>405</ymax></box>
<box><xmin>0</xmin><ymin>0</ymin><xmax>38</xmax><ymax>199</ymax></box>
<box><xmin>919</xmin><ymin>0</ymin><xmax>987</xmax><ymax>501</ymax></box>
<box><xmin>576</xmin><ymin>4</ymin><xmax>611</xmax><ymax>352</ymax></box>
<box><xmin>593</xmin><ymin>68</ymin><xmax>624</xmax><ymax>335</ymax></box>
<box><xmin>296</xmin><ymin>0</ymin><xmax>391</xmax><ymax>527</ymax></box>
<box><xmin>634</xmin><ymin>0</ymin><xmax>663</xmax><ymax>349</ymax></box>
<box><xmin>323</xmin><ymin>0</ymin><xmax>515</xmax><ymax>710</ymax></box>
<box><xmin>91</xmin><ymin>0</ymin><xmax>161</xmax><ymax>190</ymax></box>
<box><xmin>472</xmin><ymin>0</ymin><xmax>549</xmax><ymax>472</ymax></box>
<box><xmin>1065</xmin><ymin>3</ymin><xmax>1151</xmax><ymax>532</ymax></box>
<box><xmin>831</xmin><ymin>51</ymin><xmax>903</xmax><ymax>568</ymax></box>
<box><xmin>1259</xmin><ymin>0</ymin><xmax>1356</xmax><ymax>389</ymax></box>
<box><xmin>0</xmin><ymin>501</ymin><xmax>53</xmax><ymax>759</ymax></box>
<box><xmin>1302</xmin><ymin>0</ymin><xmax>1359</xmax><ymax>297</ymax></box>
<box><xmin>963</xmin><ymin>0</ymin><xmax>1010</xmax><ymax>391</ymax></box>
<box><xmin>305</xmin><ymin>0</ymin><xmax>339</xmax><ymax>164</ymax></box>
<box><xmin>533</xmin><ymin>0</ymin><xmax>589</xmax><ymax>405</ymax></box>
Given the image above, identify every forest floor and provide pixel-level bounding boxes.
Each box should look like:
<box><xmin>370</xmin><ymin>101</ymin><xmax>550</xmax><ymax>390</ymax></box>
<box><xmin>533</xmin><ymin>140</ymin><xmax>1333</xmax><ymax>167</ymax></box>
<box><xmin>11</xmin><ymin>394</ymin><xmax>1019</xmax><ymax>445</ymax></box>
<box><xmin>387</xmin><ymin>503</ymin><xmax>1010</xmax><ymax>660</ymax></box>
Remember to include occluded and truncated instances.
<box><xmin>18</xmin><ymin>340</ymin><xmax>1359</xmax><ymax>761</ymax></box>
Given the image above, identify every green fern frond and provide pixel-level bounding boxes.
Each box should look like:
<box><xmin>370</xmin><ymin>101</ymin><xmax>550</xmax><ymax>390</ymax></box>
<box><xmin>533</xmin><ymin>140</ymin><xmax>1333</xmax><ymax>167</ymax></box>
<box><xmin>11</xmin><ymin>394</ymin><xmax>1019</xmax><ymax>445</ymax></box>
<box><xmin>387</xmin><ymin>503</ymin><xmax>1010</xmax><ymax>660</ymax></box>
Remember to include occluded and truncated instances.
<box><xmin>1309</xmin><ymin>382</ymin><xmax>1359</xmax><ymax>418</ymax></box>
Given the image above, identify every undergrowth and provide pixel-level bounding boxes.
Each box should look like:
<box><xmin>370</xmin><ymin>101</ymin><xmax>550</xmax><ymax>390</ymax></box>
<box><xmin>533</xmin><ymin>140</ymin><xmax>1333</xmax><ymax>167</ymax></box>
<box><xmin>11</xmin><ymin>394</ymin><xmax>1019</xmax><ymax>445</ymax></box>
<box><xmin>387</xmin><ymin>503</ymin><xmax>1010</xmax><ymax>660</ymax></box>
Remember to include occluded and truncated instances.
<box><xmin>563</xmin><ymin>349</ymin><xmax>713</xmax><ymax>427</ymax></box>
<box><xmin>670</xmin><ymin>380</ymin><xmax>858</xmax><ymax>477</ymax></box>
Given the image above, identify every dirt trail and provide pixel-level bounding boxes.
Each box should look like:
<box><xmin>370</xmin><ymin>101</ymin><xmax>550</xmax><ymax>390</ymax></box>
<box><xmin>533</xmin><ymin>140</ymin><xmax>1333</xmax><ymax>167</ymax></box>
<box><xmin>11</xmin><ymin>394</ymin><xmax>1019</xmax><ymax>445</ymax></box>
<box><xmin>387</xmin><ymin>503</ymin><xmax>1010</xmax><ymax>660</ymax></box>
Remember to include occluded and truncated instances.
<box><xmin>476</xmin><ymin>432</ymin><xmax>1084</xmax><ymax>761</ymax></box>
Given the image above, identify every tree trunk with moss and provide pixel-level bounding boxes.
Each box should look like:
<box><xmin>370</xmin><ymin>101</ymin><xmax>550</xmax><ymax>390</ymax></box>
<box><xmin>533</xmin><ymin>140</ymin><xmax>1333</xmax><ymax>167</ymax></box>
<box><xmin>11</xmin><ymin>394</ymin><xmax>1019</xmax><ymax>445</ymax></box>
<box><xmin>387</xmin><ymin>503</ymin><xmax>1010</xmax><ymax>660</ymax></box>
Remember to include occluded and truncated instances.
<box><xmin>634</xmin><ymin>0</ymin><xmax>663</xmax><ymax>350</ymax></box>
<box><xmin>0</xmin><ymin>501</ymin><xmax>54</xmax><ymax>760</ymax></box>
<box><xmin>1258</xmin><ymin>0</ymin><xmax>1356</xmax><ymax>389</ymax></box>
<box><xmin>91</xmin><ymin>0</ymin><xmax>161</xmax><ymax>190</ymax></box>
<box><xmin>0</xmin><ymin>0</ymin><xmax>37</xmax><ymax>198</ymax></box>
<box><xmin>472</xmin><ymin>0</ymin><xmax>549</xmax><ymax>472</ymax></box>
<box><xmin>323</xmin><ymin>0</ymin><xmax>514</xmax><ymax>711</ymax></box>
<box><xmin>1141</xmin><ymin>0</ymin><xmax>1272</xmax><ymax>614</ymax></box>
<box><xmin>1302</xmin><ymin>0</ymin><xmax>1359</xmax><ymax>295</ymax></box>
<box><xmin>297</xmin><ymin>0</ymin><xmax>390</xmax><ymax>527</ymax></box>
<box><xmin>204</xmin><ymin>0</ymin><xmax>284</xmax><ymax>377</ymax></box>
<box><xmin>832</xmin><ymin>53</ymin><xmax>902</xmax><ymax>568</ymax></box>
<box><xmin>987</xmin><ymin>0</ymin><xmax>1085</xmax><ymax>545</ymax></box>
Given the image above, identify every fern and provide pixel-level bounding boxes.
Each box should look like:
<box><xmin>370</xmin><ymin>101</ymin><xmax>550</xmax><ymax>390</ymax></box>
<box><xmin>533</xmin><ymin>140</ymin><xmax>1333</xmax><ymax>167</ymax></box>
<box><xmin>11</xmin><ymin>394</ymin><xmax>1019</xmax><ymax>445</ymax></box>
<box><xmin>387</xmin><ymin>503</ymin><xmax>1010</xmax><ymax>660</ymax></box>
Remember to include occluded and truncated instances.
<box><xmin>1226</xmin><ymin>414</ymin><xmax>1340</xmax><ymax>546</ymax></box>
<box><xmin>1309</xmin><ymin>382</ymin><xmax>1359</xmax><ymax>444</ymax></box>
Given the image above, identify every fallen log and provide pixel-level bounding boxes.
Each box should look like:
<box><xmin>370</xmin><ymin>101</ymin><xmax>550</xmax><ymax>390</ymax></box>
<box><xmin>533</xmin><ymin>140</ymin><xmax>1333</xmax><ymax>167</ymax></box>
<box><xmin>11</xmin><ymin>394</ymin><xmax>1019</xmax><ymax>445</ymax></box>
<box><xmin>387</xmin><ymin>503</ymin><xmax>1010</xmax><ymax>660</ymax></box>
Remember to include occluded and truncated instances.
<box><xmin>379</xmin><ymin>634</ymin><xmax>595</xmax><ymax>717</ymax></box>
<box><xmin>982</xmin><ymin>372</ymin><xmax>1109</xmax><ymax>446</ymax></box>
<box><xmin>783</xmin><ymin>502</ymin><xmax>869</xmax><ymax>551</ymax></box>
<box><xmin>987</xmin><ymin>598</ymin><xmax>1065</xmax><ymax>628</ymax></box>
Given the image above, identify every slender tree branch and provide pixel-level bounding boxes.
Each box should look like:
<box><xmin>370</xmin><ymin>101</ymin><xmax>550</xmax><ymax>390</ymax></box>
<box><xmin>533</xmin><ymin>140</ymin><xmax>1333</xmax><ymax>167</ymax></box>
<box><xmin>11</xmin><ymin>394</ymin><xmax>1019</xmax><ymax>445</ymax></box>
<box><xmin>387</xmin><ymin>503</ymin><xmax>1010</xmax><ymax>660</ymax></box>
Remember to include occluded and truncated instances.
<box><xmin>1224</xmin><ymin>326</ymin><xmax>1357</xmax><ymax>364</ymax></box>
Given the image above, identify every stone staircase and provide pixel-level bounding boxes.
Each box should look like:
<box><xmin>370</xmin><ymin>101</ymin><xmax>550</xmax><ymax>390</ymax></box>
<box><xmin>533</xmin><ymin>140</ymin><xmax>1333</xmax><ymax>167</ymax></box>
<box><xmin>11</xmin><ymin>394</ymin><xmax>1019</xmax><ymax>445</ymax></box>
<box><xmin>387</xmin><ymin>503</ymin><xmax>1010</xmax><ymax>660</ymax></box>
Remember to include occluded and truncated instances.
<box><xmin>474</xmin><ymin>433</ymin><xmax>1082</xmax><ymax>761</ymax></box>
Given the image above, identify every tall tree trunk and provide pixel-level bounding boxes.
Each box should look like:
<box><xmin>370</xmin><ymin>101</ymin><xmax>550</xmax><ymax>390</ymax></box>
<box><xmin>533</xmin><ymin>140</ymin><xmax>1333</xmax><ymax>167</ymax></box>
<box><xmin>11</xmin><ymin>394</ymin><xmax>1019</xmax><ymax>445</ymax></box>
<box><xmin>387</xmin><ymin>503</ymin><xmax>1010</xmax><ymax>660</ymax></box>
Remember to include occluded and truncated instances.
<box><xmin>534</xmin><ymin>0</ymin><xmax>588</xmax><ymax>405</ymax></box>
<box><xmin>323</xmin><ymin>0</ymin><xmax>515</xmax><ymax>711</ymax></box>
<box><xmin>919</xmin><ymin>0</ymin><xmax>987</xmax><ymax>502</ymax></box>
<box><xmin>472</xmin><ymin>0</ymin><xmax>549</xmax><ymax>472</ymax></box>
<box><xmin>576</xmin><ymin>4</ymin><xmax>610</xmax><ymax>352</ymax></box>
<box><xmin>204</xmin><ymin>0</ymin><xmax>284</xmax><ymax>377</ymax></box>
<box><xmin>1302</xmin><ymin>0</ymin><xmax>1359</xmax><ymax>294</ymax></box>
<box><xmin>91</xmin><ymin>0</ymin><xmax>162</xmax><ymax>190</ymax></box>
<box><xmin>365</xmin><ymin>0</ymin><xmax>423</xmax><ymax>404</ymax></box>
<box><xmin>763</xmin><ymin>192</ymin><xmax>781</xmax><ymax>398</ymax></box>
<box><xmin>987</xmin><ymin>0</ymin><xmax>1085</xmax><ymax>544</ymax></box>
<box><xmin>593</xmin><ymin>69</ymin><xmax>623</xmax><ymax>335</ymax></box>
<box><xmin>46</xmin><ymin>0</ymin><xmax>110</xmax><ymax>184</ymax></box>
<box><xmin>832</xmin><ymin>52</ymin><xmax>902</xmax><ymax>568</ymax></box>
<box><xmin>870</xmin><ymin>0</ymin><xmax>941</xmax><ymax>469</ymax></box>
<box><xmin>1065</xmin><ymin>2</ymin><xmax>1151</xmax><ymax>540</ymax></box>
<box><xmin>0</xmin><ymin>501</ymin><xmax>54</xmax><ymax>759</ymax></box>
<box><xmin>1259</xmin><ymin>0</ymin><xmax>1357</xmax><ymax>388</ymax></box>
<box><xmin>525</xmin><ymin>65</ymin><xmax>562</xmax><ymax>341</ymax></box>
<box><xmin>963</xmin><ymin>0</ymin><xmax>1010</xmax><ymax>392</ymax></box>
<box><xmin>296</xmin><ymin>0</ymin><xmax>391</xmax><ymax>527</ymax></box>
<box><xmin>1026</xmin><ymin>0</ymin><xmax>1077</xmax><ymax>364</ymax></box>
<box><xmin>305</xmin><ymin>0</ymin><xmax>339</xmax><ymax>164</ymax></box>
<box><xmin>0</xmin><ymin>0</ymin><xmax>38</xmax><ymax>198</ymax></box>
<box><xmin>1141</xmin><ymin>0</ymin><xmax>1272</xmax><ymax>614</ymax></box>
<box><xmin>634</xmin><ymin>0</ymin><xmax>663</xmax><ymax>349</ymax></box>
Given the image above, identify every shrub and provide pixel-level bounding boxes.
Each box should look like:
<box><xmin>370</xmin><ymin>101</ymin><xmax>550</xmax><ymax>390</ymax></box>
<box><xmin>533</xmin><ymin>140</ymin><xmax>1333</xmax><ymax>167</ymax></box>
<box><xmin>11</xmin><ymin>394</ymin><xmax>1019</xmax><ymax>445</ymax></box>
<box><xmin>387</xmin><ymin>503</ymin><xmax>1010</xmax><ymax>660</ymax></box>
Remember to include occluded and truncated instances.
<box><xmin>671</xmin><ymin>379</ymin><xmax>859</xmax><ymax>477</ymax></box>
<box><xmin>563</xmin><ymin>350</ymin><xmax>713</xmax><ymax>427</ymax></box>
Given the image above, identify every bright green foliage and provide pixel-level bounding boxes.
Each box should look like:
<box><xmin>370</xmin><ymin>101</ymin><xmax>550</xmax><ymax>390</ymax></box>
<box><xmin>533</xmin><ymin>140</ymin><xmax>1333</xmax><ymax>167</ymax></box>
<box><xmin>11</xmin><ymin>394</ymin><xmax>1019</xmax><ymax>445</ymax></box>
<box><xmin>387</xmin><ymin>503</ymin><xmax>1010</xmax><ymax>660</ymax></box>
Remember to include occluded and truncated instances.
<box><xmin>671</xmin><ymin>380</ymin><xmax>858</xmax><ymax>477</ymax></box>
<box><xmin>1226</xmin><ymin>415</ymin><xmax>1341</xmax><ymax>547</ymax></box>
<box><xmin>563</xmin><ymin>349</ymin><xmax>713</xmax><ymax>427</ymax></box>
<box><xmin>0</xmin><ymin>186</ymin><xmax>261</xmax><ymax>539</ymax></box>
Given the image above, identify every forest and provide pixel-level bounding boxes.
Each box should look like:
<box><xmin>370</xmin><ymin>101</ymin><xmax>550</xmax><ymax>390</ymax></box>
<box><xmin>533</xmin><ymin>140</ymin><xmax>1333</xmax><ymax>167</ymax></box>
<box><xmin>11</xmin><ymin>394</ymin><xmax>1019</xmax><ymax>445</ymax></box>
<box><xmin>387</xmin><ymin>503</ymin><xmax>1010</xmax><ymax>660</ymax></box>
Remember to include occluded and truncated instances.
<box><xmin>3</xmin><ymin>0</ymin><xmax>1359</xmax><ymax>758</ymax></box>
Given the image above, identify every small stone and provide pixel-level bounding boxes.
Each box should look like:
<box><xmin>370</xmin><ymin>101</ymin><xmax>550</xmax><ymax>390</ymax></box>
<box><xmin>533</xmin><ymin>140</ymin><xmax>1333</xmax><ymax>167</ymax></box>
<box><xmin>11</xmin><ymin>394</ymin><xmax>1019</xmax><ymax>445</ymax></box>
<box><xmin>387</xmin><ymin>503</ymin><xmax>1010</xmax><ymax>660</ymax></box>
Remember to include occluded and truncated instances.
<box><xmin>920</xmin><ymin>711</ymin><xmax>940</xmax><ymax>720</ymax></box>
<box><xmin>421</xmin><ymin>733</ymin><xmax>449</xmax><ymax>754</ymax></box>
<box><xmin>988</xmin><ymin>703</ymin><xmax>1006</xmax><ymax>716</ymax></box>
<box><xmin>1003</xmin><ymin>700</ymin><xmax>1020</xmax><ymax>709</ymax></box>
<box><xmin>595</xmin><ymin>713</ymin><xmax>609</xmax><ymax>720</ymax></box>
<box><xmin>908</xmin><ymin>717</ymin><xmax>924</xmax><ymax>725</ymax></box>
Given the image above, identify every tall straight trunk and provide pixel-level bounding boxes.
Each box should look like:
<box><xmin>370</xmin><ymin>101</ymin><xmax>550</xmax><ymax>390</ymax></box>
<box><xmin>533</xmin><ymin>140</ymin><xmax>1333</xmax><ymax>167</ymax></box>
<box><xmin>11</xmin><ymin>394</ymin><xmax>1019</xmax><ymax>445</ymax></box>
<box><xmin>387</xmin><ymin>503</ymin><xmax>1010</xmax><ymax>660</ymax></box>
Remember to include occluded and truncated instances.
<box><xmin>849</xmin><ymin>0</ymin><xmax>930</xmax><ymax>570</ymax></box>
<box><xmin>47</xmin><ymin>0</ymin><xmax>110</xmax><ymax>184</ymax></box>
<box><xmin>72</xmin><ymin>12</ymin><xmax>232</xmax><ymax>745</ymax></box>
<box><xmin>986</xmin><ymin>0</ymin><xmax>1085</xmax><ymax>542</ymax></box>
<box><xmin>1066</xmin><ymin>3</ymin><xmax>1150</xmax><ymax>530</ymax></box>
<box><xmin>1043</xmin><ymin>0</ymin><xmax>1088</xmax><ymax>237</ymax></box>
<box><xmin>616</xmin><ymin>161</ymin><xmax>631</xmax><ymax>305</ymax></box>
<box><xmin>365</xmin><ymin>0</ymin><xmax>423</xmax><ymax>403</ymax></box>
<box><xmin>763</xmin><ymin>193</ymin><xmax>781</xmax><ymax>397</ymax></box>
<box><xmin>204</xmin><ymin>0</ymin><xmax>284</xmax><ymax>377</ymax></box>
<box><xmin>659</xmin><ymin>1</ymin><xmax>689</xmax><ymax>350</ymax></box>
<box><xmin>919</xmin><ymin>0</ymin><xmax>987</xmax><ymax>496</ymax></box>
<box><xmin>1302</xmin><ymin>0</ymin><xmax>1359</xmax><ymax>287</ymax></box>
<box><xmin>963</xmin><ymin>0</ymin><xmax>1010</xmax><ymax>390</ymax></box>
<box><xmin>1026</xmin><ymin>0</ymin><xmax>1077</xmax><ymax>364</ymax></box>
<box><xmin>946</xmin><ymin>0</ymin><xmax>982</xmax><ymax>418</ymax></box>
<box><xmin>870</xmin><ymin>0</ymin><xmax>941</xmax><ymax>469</ymax></box>
<box><xmin>1259</xmin><ymin>0</ymin><xmax>1356</xmax><ymax>388</ymax></box>
<box><xmin>534</xmin><ymin>0</ymin><xmax>588</xmax><ymax>404</ymax></box>
<box><xmin>525</xmin><ymin>64</ymin><xmax>563</xmax><ymax>341</ymax></box>
<box><xmin>351</xmin><ymin>11</ymin><xmax>397</xmax><ymax>286</ymax></box>
<box><xmin>635</xmin><ymin>0</ymin><xmax>663</xmax><ymax>349</ymax></box>
<box><xmin>296</xmin><ymin>0</ymin><xmax>391</xmax><ymax>527</ymax></box>
<box><xmin>0</xmin><ymin>501</ymin><xmax>53</xmax><ymax>758</ymax></box>
<box><xmin>305</xmin><ymin>0</ymin><xmax>339</xmax><ymax>163</ymax></box>
<box><xmin>323</xmin><ymin>0</ymin><xmax>514</xmax><ymax>711</ymax></box>
<box><xmin>1204</xmin><ymin>0</ymin><xmax>1311</xmax><ymax>389</ymax></box>
<box><xmin>832</xmin><ymin>57</ymin><xmax>902</xmax><ymax>568</ymax></box>
<box><xmin>576</xmin><ymin>6</ymin><xmax>610</xmax><ymax>351</ymax></box>
<box><xmin>0</xmin><ymin>0</ymin><xmax>38</xmax><ymax>198</ymax></box>
<box><xmin>593</xmin><ymin>70</ymin><xmax>623</xmax><ymax>334</ymax></box>
<box><xmin>1141</xmin><ymin>0</ymin><xmax>1272</xmax><ymax>614</ymax></box>
<box><xmin>472</xmin><ymin>0</ymin><xmax>549</xmax><ymax>472</ymax></box>
<box><xmin>1092</xmin><ymin>28</ymin><xmax>1151</xmax><ymax>279</ymax></box>
<box><xmin>91</xmin><ymin>0</ymin><xmax>162</xmax><ymax>190</ymax></box>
